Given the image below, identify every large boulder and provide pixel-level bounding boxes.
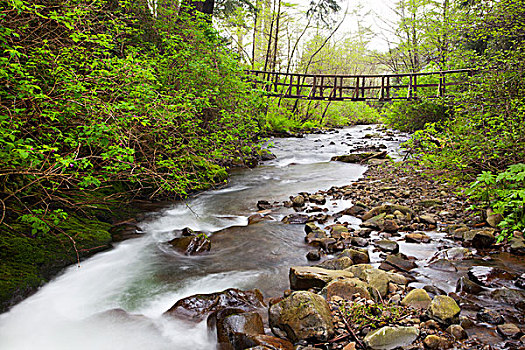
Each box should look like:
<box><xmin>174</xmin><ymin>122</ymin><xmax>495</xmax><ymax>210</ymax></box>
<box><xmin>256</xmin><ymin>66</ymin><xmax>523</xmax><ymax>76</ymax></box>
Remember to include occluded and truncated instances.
<box><xmin>363</xmin><ymin>326</ymin><xmax>419</xmax><ymax>350</ymax></box>
<box><xmin>428</xmin><ymin>295</ymin><xmax>461</xmax><ymax>325</ymax></box>
<box><xmin>164</xmin><ymin>288</ymin><xmax>265</xmax><ymax>322</ymax></box>
<box><xmin>289</xmin><ymin>266</ymin><xmax>354</xmax><ymax>290</ymax></box>
<box><xmin>216</xmin><ymin>310</ymin><xmax>265</xmax><ymax>350</ymax></box>
<box><xmin>269</xmin><ymin>291</ymin><xmax>334</xmax><ymax>342</ymax></box>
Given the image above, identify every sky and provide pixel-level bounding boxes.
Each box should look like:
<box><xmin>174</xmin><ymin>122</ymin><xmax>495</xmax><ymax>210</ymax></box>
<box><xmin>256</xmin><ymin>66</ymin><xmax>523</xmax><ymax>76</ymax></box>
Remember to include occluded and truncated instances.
<box><xmin>339</xmin><ymin>0</ymin><xmax>399</xmax><ymax>51</ymax></box>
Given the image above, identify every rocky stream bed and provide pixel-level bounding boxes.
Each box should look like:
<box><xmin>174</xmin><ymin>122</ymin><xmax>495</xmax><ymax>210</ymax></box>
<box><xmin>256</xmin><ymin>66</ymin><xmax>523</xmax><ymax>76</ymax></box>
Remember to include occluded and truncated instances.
<box><xmin>164</xmin><ymin>128</ymin><xmax>525</xmax><ymax>350</ymax></box>
<box><xmin>2</xmin><ymin>126</ymin><xmax>524</xmax><ymax>350</ymax></box>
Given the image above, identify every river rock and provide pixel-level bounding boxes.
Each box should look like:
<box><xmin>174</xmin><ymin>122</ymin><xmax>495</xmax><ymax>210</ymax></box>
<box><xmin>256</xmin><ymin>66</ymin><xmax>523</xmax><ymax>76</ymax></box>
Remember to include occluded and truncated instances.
<box><xmin>361</xmin><ymin>213</ymin><xmax>385</xmax><ymax>230</ymax></box>
<box><xmin>168</xmin><ymin>233</ymin><xmax>211</xmax><ymax>255</ymax></box>
<box><xmin>331</xmin><ymin>151</ymin><xmax>386</xmax><ymax>164</ymax></box>
<box><xmin>423</xmin><ymin>335</ymin><xmax>451</xmax><ymax>349</ymax></box>
<box><xmin>248</xmin><ymin>214</ymin><xmax>264</xmax><ymax>225</ymax></box>
<box><xmin>363</xmin><ymin>326</ymin><xmax>419</xmax><ymax>350</ymax></box>
<box><xmin>497</xmin><ymin>323</ymin><xmax>522</xmax><ymax>339</ymax></box>
<box><xmin>510</xmin><ymin>236</ymin><xmax>525</xmax><ymax>255</ymax></box>
<box><xmin>309</xmin><ymin>194</ymin><xmax>326</xmax><ymax>205</ymax></box>
<box><xmin>405</xmin><ymin>232</ymin><xmax>431</xmax><ymax>243</ymax></box>
<box><xmin>341</xmin><ymin>203</ymin><xmax>368</xmax><ymax>217</ymax></box>
<box><xmin>292</xmin><ymin>195</ymin><xmax>305</xmax><ymax>207</ymax></box>
<box><xmin>456</xmin><ymin>276</ymin><xmax>485</xmax><ymax>294</ymax></box>
<box><xmin>306</xmin><ymin>250</ymin><xmax>321</xmax><ymax>261</ymax></box>
<box><xmin>428</xmin><ymin>295</ymin><xmax>461</xmax><ymax>325</ymax></box>
<box><xmin>322</xmin><ymin>278</ymin><xmax>372</xmax><ymax>301</ymax></box>
<box><xmin>419</xmin><ymin>214</ymin><xmax>436</xmax><ymax>225</ymax></box>
<box><xmin>486</xmin><ymin>208</ymin><xmax>503</xmax><ymax>228</ymax></box>
<box><xmin>316</xmin><ymin>257</ymin><xmax>354</xmax><ymax>270</ymax></box>
<box><xmin>362</xmin><ymin>204</ymin><xmax>413</xmax><ymax>221</ymax></box>
<box><xmin>242</xmin><ymin>335</ymin><xmax>294</xmax><ymax>350</ymax></box>
<box><xmin>268</xmin><ymin>291</ymin><xmax>334</xmax><ymax>342</ymax></box>
<box><xmin>305</xmin><ymin>230</ymin><xmax>328</xmax><ymax>245</ymax></box>
<box><xmin>350</xmin><ymin>237</ymin><xmax>369</xmax><ymax>247</ymax></box>
<box><xmin>256</xmin><ymin>200</ymin><xmax>272</xmax><ymax>210</ymax></box>
<box><xmin>490</xmin><ymin>288</ymin><xmax>525</xmax><ymax>310</ymax></box>
<box><xmin>338</xmin><ymin>248</ymin><xmax>370</xmax><ymax>264</ymax></box>
<box><xmin>401</xmin><ymin>289</ymin><xmax>431</xmax><ymax>309</ymax></box>
<box><xmin>462</xmin><ymin>229</ymin><xmax>496</xmax><ymax>249</ymax></box>
<box><xmin>346</xmin><ymin>264</ymin><xmax>406</xmax><ymax>298</ymax></box>
<box><xmin>330</xmin><ymin>224</ymin><xmax>350</xmax><ymax>239</ymax></box>
<box><xmin>164</xmin><ymin>288</ymin><xmax>265</xmax><ymax>322</ymax></box>
<box><xmin>216</xmin><ymin>311</ymin><xmax>265</xmax><ymax>350</ymax></box>
<box><xmin>375</xmin><ymin>240</ymin><xmax>399</xmax><ymax>254</ymax></box>
<box><xmin>305</xmin><ymin>222</ymin><xmax>321</xmax><ymax>234</ymax></box>
<box><xmin>446</xmin><ymin>324</ymin><xmax>467</xmax><ymax>340</ymax></box>
<box><xmin>383</xmin><ymin>220</ymin><xmax>400</xmax><ymax>233</ymax></box>
<box><xmin>282</xmin><ymin>214</ymin><xmax>309</xmax><ymax>224</ymax></box>
<box><xmin>443</xmin><ymin>247</ymin><xmax>473</xmax><ymax>260</ymax></box>
<box><xmin>289</xmin><ymin>266</ymin><xmax>354</xmax><ymax>290</ymax></box>
<box><xmin>476</xmin><ymin>308</ymin><xmax>505</xmax><ymax>325</ymax></box>
<box><xmin>381</xmin><ymin>253</ymin><xmax>417</xmax><ymax>272</ymax></box>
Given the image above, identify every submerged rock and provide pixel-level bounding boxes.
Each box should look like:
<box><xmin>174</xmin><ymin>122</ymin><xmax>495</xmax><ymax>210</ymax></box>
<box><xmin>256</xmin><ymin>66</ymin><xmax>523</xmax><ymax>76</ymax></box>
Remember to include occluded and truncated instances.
<box><xmin>164</xmin><ymin>288</ymin><xmax>265</xmax><ymax>322</ymax></box>
<box><xmin>168</xmin><ymin>233</ymin><xmax>211</xmax><ymax>255</ymax></box>
<box><xmin>363</xmin><ymin>326</ymin><xmax>419</xmax><ymax>350</ymax></box>
<box><xmin>268</xmin><ymin>291</ymin><xmax>334</xmax><ymax>342</ymax></box>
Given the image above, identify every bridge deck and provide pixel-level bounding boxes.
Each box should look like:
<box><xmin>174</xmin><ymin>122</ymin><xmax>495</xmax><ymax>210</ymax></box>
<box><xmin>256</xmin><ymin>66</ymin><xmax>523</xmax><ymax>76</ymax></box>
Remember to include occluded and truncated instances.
<box><xmin>246</xmin><ymin>69</ymin><xmax>473</xmax><ymax>101</ymax></box>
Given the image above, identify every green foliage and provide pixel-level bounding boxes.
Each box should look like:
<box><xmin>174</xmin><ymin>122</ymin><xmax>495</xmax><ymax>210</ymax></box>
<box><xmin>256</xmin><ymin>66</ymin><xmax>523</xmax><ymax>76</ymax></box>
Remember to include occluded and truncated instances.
<box><xmin>0</xmin><ymin>0</ymin><xmax>265</xmax><ymax>226</ymax></box>
<box><xmin>340</xmin><ymin>300</ymin><xmax>414</xmax><ymax>331</ymax></box>
<box><xmin>382</xmin><ymin>98</ymin><xmax>451</xmax><ymax>132</ymax></box>
<box><xmin>468</xmin><ymin>164</ymin><xmax>525</xmax><ymax>241</ymax></box>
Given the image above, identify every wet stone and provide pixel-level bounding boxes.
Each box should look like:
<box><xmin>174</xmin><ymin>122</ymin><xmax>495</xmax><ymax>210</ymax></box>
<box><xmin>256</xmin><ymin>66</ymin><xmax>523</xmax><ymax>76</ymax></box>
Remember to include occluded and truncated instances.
<box><xmin>374</xmin><ymin>239</ymin><xmax>399</xmax><ymax>254</ymax></box>
<box><xmin>363</xmin><ymin>326</ymin><xmax>419</xmax><ymax>350</ymax></box>
<box><xmin>401</xmin><ymin>289</ymin><xmax>431</xmax><ymax>309</ymax></box>
<box><xmin>306</xmin><ymin>250</ymin><xmax>321</xmax><ymax>261</ymax></box>
<box><xmin>446</xmin><ymin>324</ymin><xmax>467</xmax><ymax>340</ymax></box>
<box><xmin>428</xmin><ymin>295</ymin><xmax>461</xmax><ymax>325</ymax></box>
<box><xmin>268</xmin><ymin>291</ymin><xmax>334</xmax><ymax>342</ymax></box>
<box><xmin>497</xmin><ymin>323</ymin><xmax>522</xmax><ymax>339</ymax></box>
<box><xmin>476</xmin><ymin>308</ymin><xmax>505</xmax><ymax>325</ymax></box>
<box><xmin>315</xmin><ymin>256</ymin><xmax>354</xmax><ymax>270</ymax></box>
<box><xmin>456</xmin><ymin>276</ymin><xmax>485</xmax><ymax>295</ymax></box>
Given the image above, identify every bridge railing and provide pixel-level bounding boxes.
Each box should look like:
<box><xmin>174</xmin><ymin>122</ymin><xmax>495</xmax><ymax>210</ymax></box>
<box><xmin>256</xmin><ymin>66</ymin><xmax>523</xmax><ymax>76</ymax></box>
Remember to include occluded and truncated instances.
<box><xmin>246</xmin><ymin>69</ymin><xmax>474</xmax><ymax>101</ymax></box>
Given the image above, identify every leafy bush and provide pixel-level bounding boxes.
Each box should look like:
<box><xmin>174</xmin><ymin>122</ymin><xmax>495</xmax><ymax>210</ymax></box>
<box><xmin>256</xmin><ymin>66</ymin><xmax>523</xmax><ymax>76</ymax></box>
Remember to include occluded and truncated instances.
<box><xmin>381</xmin><ymin>98</ymin><xmax>451</xmax><ymax>132</ymax></box>
<box><xmin>0</xmin><ymin>1</ymin><xmax>265</xmax><ymax>237</ymax></box>
<box><xmin>468</xmin><ymin>164</ymin><xmax>525</xmax><ymax>241</ymax></box>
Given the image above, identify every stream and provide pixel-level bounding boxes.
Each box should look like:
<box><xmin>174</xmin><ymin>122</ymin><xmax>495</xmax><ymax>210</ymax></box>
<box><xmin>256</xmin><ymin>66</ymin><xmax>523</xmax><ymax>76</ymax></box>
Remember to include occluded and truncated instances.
<box><xmin>1</xmin><ymin>125</ymin><xmax>523</xmax><ymax>349</ymax></box>
<box><xmin>0</xmin><ymin>125</ymin><xmax>406</xmax><ymax>350</ymax></box>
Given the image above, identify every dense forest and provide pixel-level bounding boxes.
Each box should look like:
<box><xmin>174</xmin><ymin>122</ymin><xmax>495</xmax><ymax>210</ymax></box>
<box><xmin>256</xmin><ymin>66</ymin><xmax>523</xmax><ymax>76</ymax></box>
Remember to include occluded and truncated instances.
<box><xmin>1</xmin><ymin>0</ymin><xmax>524</xmax><ymax>338</ymax></box>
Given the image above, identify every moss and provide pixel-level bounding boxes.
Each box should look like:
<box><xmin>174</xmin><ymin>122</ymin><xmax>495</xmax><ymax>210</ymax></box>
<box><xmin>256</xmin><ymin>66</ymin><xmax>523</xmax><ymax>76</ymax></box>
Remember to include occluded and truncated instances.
<box><xmin>0</xmin><ymin>211</ymin><xmax>115</xmax><ymax>313</ymax></box>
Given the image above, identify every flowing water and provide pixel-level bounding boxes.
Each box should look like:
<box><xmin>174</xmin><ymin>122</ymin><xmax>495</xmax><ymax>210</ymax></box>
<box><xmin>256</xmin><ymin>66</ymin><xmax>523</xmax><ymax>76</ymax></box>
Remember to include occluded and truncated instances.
<box><xmin>0</xmin><ymin>125</ymin><xmax>407</xmax><ymax>350</ymax></box>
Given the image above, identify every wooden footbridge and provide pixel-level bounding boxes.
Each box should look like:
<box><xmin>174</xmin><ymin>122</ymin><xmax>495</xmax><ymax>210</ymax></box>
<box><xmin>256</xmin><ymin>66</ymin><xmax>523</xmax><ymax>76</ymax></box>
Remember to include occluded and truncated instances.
<box><xmin>247</xmin><ymin>69</ymin><xmax>473</xmax><ymax>101</ymax></box>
